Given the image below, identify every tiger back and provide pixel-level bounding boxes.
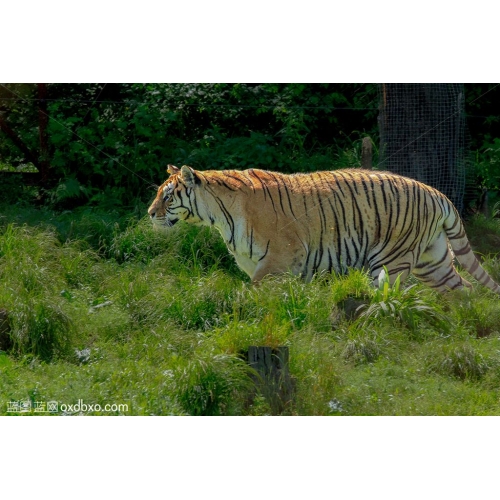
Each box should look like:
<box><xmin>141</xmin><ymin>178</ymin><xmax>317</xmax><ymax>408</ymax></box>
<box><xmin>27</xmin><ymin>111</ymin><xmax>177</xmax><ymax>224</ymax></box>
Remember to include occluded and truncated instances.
<box><xmin>148</xmin><ymin>165</ymin><xmax>500</xmax><ymax>294</ymax></box>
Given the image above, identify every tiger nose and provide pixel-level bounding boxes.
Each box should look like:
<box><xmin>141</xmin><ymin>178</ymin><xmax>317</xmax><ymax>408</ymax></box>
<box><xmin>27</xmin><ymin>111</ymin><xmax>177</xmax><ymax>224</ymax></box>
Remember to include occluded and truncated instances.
<box><xmin>148</xmin><ymin>210</ymin><xmax>156</xmax><ymax>218</ymax></box>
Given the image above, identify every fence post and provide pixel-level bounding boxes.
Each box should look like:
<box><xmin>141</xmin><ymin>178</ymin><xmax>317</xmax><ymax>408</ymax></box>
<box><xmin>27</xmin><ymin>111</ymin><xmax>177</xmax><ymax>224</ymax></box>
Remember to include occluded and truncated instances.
<box><xmin>361</xmin><ymin>136</ymin><xmax>373</xmax><ymax>169</ymax></box>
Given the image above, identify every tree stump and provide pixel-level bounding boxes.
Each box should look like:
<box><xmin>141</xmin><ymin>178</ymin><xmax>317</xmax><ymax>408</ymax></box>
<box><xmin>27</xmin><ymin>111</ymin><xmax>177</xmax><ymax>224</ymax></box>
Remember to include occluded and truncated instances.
<box><xmin>330</xmin><ymin>297</ymin><xmax>369</xmax><ymax>329</ymax></box>
<box><xmin>247</xmin><ymin>346</ymin><xmax>294</xmax><ymax>415</ymax></box>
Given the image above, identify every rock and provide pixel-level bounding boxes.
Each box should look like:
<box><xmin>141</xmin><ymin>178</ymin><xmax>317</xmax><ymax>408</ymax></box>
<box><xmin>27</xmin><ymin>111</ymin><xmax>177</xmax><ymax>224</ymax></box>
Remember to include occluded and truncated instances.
<box><xmin>330</xmin><ymin>297</ymin><xmax>369</xmax><ymax>328</ymax></box>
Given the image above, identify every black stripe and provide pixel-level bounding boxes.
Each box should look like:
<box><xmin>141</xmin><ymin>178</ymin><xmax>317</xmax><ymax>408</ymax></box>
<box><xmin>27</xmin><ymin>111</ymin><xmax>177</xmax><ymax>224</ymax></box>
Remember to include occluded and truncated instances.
<box><xmin>211</xmin><ymin>195</ymin><xmax>236</xmax><ymax>247</ymax></box>
<box><xmin>248</xmin><ymin>169</ymin><xmax>267</xmax><ymax>201</ymax></box>
<box><xmin>258</xmin><ymin>240</ymin><xmax>270</xmax><ymax>262</ymax></box>
<box><xmin>312</xmin><ymin>249</ymin><xmax>320</xmax><ymax>274</ymax></box>
<box><xmin>268</xmin><ymin>172</ymin><xmax>286</xmax><ymax>215</ymax></box>
<box><xmin>360</xmin><ymin>177</ymin><xmax>372</xmax><ymax>209</ymax></box>
<box><xmin>224</xmin><ymin>173</ymin><xmax>252</xmax><ymax>189</ymax></box>
<box><xmin>432</xmin><ymin>268</ymin><xmax>457</xmax><ymax>288</ymax></box>
<box><xmin>327</xmin><ymin>193</ymin><xmax>342</xmax><ymax>267</ymax></box>
<box><xmin>477</xmin><ymin>268</ymin><xmax>487</xmax><ymax>281</ymax></box>
<box><xmin>414</xmin><ymin>250</ymin><xmax>449</xmax><ymax>276</ymax></box>
<box><xmin>190</xmin><ymin>188</ymin><xmax>203</xmax><ymax>220</ymax></box>
<box><xmin>241</xmin><ymin>171</ymin><xmax>256</xmax><ymax>192</ymax></box>
<box><xmin>281</xmin><ymin>178</ymin><xmax>297</xmax><ymax>218</ymax></box>
<box><xmin>341</xmin><ymin>177</ymin><xmax>363</xmax><ymax>234</ymax></box>
<box><xmin>469</xmin><ymin>259</ymin><xmax>480</xmax><ymax>274</ymax></box>
<box><xmin>454</xmin><ymin>243</ymin><xmax>471</xmax><ymax>256</ymax></box>
<box><xmin>304</xmin><ymin>250</ymin><xmax>311</xmax><ymax>276</ymax></box>
<box><xmin>220</xmin><ymin>180</ymin><xmax>237</xmax><ymax>191</ymax></box>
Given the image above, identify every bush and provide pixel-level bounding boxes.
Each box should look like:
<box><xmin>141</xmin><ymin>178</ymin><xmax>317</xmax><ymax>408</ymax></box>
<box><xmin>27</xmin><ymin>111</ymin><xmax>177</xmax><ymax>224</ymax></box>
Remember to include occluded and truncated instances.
<box><xmin>427</xmin><ymin>344</ymin><xmax>491</xmax><ymax>381</ymax></box>
<box><xmin>357</xmin><ymin>269</ymin><xmax>449</xmax><ymax>335</ymax></box>
<box><xmin>172</xmin><ymin>352</ymin><xmax>253</xmax><ymax>416</ymax></box>
<box><xmin>342</xmin><ymin>332</ymin><xmax>382</xmax><ymax>365</ymax></box>
<box><xmin>9</xmin><ymin>299</ymin><xmax>72</xmax><ymax>361</ymax></box>
<box><xmin>0</xmin><ymin>224</ymin><xmax>79</xmax><ymax>360</ymax></box>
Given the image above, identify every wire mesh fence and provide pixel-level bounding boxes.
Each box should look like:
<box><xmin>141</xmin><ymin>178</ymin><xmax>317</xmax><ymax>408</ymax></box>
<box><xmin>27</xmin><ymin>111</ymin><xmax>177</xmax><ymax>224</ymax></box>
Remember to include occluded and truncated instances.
<box><xmin>378</xmin><ymin>84</ymin><xmax>470</xmax><ymax>214</ymax></box>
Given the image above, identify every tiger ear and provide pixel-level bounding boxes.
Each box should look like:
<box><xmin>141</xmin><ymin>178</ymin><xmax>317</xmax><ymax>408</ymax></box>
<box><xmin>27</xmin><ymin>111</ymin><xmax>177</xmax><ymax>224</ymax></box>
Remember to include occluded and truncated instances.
<box><xmin>167</xmin><ymin>164</ymin><xmax>179</xmax><ymax>175</ymax></box>
<box><xmin>180</xmin><ymin>165</ymin><xmax>199</xmax><ymax>187</ymax></box>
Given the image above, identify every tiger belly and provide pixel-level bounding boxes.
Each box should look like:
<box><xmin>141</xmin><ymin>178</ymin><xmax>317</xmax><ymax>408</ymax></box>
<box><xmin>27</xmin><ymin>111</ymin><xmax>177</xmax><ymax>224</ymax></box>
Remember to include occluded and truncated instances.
<box><xmin>232</xmin><ymin>252</ymin><xmax>258</xmax><ymax>278</ymax></box>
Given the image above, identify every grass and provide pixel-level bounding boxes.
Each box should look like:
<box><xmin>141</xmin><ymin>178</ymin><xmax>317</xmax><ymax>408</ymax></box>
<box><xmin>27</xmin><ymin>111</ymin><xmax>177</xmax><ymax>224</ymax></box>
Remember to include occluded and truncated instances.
<box><xmin>2</xmin><ymin>203</ymin><xmax>500</xmax><ymax>415</ymax></box>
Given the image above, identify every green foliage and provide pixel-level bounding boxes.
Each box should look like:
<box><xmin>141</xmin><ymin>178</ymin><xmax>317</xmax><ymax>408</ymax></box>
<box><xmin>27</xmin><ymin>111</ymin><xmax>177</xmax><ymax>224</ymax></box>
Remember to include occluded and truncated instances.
<box><xmin>10</xmin><ymin>300</ymin><xmax>72</xmax><ymax>362</ymax></box>
<box><xmin>289</xmin><ymin>330</ymin><xmax>343</xmax><ymax>415</ymax></box>
<box><xmin>465</xmin><ymin>83</ymin><xmax>500</xmax><ymax>151</ymax></box>
<box><xmin>464</xmin><ymin>213</ymin><xmax>500</xmax><ymax>254</ymax></box>
<box><xmin>342</xmin><ymin>330</ymin><xmax>384</xmax><ymax>365</ymax></box>
<box><xmin>109</xmin><ymin>216</ymin><xmax>177</xmax><ymax>264</ymax></box>
<box><xmin>172</xmin><ymin>352</ymin><xmax>252</xmax><ymax>416</ymax></box>
<box><xmin>3</xmin><ymin>83</ymin><xmax>500</xmax><ymax>415</ymax></box>
<box><xmin>2</xmin><ymin>206</ymin><xmax>500</xmax><ymax>415</ymax></box>
<box><xmin>474</xmin><ymin>138</ymin><xmax>500</xmax><ymax>191</ymax></box>
<box><xmin>0</xmin><ymin>83</ymin><xmax>381</xmax><ymax>208</ymax></box>
<box><xmin>48</xmin><ymin>176</ymin><xmax>91</xmax><ymax>206</ymax></box>
<box><xmin>0</xmin><ymin>173</ymin><xmax>39</xmax><ymax>205</ymax></box>
<box><xmin>0</xmin><ymin>224</ymin><xmax>76</xmax><ymax>360</ymax></box>
<box><xmin>427</xmin><ymin>343</ymin><xmax>491</xmax><ymax>381</ymax></box>
<box><xmin>357</xmin><ymin>269</ymin><xmax>449</xmax><ymax>335</ymax></box>
<box><xmin>329</xmin><ymin>268</ymin><xmax>373</xmax><ymax>303</ymax></box>
<box><xmin>137</xmin><ymin>223</ymin><xmax>246</xmax><ymax>277</ymax></box>
<box><xmin>444</xmin><ymin>288</ymin><xmax>500</xmax><ymax>338</ymax></box>
<box><xmin>2</xmin><ymin>83</ymin><xmax>500</xmax><ymax>212</ymax></box>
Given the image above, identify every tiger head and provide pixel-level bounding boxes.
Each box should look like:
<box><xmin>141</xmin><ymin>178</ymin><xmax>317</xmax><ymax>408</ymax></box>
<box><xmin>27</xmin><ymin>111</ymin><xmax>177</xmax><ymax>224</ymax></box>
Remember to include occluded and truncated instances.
<box><xmin>148</xmin><ymin>164</ymin><xmax>202</xmax><ymax>229</ymax></box>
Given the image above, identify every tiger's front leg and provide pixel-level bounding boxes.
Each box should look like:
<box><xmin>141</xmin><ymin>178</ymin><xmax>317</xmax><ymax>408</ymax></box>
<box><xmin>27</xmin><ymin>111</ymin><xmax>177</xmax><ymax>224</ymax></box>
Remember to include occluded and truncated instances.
<box><xmin>250</xmin><ymin>242</ymin><xmax>308</xmax><ymax>283</ymax></box>
<box><xmin>251</xmin><ymin>257</ymin><xmax>291</xmax><ymax>283</ymax></box>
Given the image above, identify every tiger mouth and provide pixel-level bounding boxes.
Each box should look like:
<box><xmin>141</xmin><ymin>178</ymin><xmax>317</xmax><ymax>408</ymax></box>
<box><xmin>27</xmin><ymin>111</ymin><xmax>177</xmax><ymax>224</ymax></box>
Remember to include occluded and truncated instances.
<box><xmin>151</xmin><ymin>216</ymin><xmax>178</xmax><ymax>228</ymax></box>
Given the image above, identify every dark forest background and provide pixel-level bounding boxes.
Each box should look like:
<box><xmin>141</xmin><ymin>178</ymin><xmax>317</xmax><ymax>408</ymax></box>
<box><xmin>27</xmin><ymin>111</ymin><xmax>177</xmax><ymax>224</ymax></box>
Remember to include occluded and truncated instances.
<box><xmin>1</xmin><ymin>83</ymin><xmax>499</xmax><ymax>211</ymax></box>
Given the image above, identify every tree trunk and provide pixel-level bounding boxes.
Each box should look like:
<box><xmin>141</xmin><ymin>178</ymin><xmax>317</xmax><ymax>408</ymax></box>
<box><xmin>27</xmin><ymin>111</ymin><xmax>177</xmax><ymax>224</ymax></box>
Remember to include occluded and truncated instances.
<box><xmin>38</xmin><ymin>83</ymin><xmax>50</xmax><ymax>183</ymax></box>
<box><xmin>378</xmin><ymin>84</ymin><xmax>468</xmax><ymax>213</ymax></box>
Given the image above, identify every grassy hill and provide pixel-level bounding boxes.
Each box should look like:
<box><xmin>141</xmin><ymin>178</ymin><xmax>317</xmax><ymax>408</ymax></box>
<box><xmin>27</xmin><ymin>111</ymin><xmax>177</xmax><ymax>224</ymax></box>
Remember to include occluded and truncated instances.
<box><xmin>1</xmin><ymin>204</ymin><xmax>500</xmax><ymax>415</ymax></box>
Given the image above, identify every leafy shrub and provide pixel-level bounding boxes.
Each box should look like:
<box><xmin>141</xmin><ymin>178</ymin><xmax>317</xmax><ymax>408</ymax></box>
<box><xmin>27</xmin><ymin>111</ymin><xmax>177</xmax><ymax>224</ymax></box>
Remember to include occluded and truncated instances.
<box><xmin>445</xmin><ymin>290</ymin><xmax>500</xmax><ymax>338</ymax></box>
<box><xmin>172</xmin><ymin>352</ymin><xmax>253</xmax><ymax>416</ymax></box>
<box><xmin>329</xmin><ymin>269</ymin><xmax>372</xmax><ymax>304</ymax></box>
<box><xmin>0</xmin><ymin>224</ymin><xmax>79</xmax><ymax>360</ymax></box>
<box><xmin>109</xmin><ymin>216</ymin><xmax>174</xmax><ymax>264</ymax></box>
<box><xmin>342</xmin><ymin>332</ymin><xmax>382</xmax><ymax>364</ymax></box>
<box><xmin>0</xmin><ymin>84</ymin><xmax>382</xmax><ymax>208</ymax></box>
<box><xmin>427</xmin><ymin>344</ymin><xmax>491</xmax><ymax>380</ymax></box>
<box><xmin>139</xmin><ymin>223</ymin><xmax>246</xmax><ymax>278</ymax></box>
<box><xmin>358</xmin><ymin>269</ymin><xmax>449</xmax><ymax>334</ymax></box>
<box><xmin>9</xmin><ymin>299</ymin><xmax>72</xmax><ymax>361</ymax></box>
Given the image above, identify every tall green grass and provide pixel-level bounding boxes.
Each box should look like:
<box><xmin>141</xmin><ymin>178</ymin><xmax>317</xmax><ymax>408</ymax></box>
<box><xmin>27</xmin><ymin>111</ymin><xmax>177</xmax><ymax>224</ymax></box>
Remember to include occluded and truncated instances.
<box><xmin>2</xmin><ymin>206</ymin><xmax>500</xmax><ymax>415</ymax></box>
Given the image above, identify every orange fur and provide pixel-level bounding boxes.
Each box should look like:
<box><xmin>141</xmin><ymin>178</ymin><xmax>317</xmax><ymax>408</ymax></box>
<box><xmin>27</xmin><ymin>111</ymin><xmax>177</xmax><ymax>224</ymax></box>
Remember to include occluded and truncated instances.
<box><xmin>148</xmin><ymin>165</ymin><xmax>500</xmax><ymax>293</ymax></box>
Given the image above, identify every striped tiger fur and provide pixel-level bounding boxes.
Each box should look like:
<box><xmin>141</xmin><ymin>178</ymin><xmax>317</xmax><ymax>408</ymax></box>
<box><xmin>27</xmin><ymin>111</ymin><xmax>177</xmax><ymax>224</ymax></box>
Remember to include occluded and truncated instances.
<box><xmin>148</xmin><ymin>164</ymin><xmax>500</xmax><ymax>293</ymax></box>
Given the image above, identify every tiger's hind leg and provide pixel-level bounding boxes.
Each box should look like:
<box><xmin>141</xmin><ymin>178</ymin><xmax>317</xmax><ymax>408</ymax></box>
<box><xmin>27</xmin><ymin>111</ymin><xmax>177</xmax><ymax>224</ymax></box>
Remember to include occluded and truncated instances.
<box><xmin>413</xmin><ymin>231</ymin><xmax>472</xmax><ymax>292</ymax></box>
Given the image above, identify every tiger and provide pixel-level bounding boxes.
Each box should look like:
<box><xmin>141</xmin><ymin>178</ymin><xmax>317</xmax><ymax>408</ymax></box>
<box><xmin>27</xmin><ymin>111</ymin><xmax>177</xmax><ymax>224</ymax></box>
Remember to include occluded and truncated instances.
<box><xmin>148</xmin><ymin>164</ymin><xmax>500</xmax><ymax>293</ymax></box>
